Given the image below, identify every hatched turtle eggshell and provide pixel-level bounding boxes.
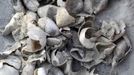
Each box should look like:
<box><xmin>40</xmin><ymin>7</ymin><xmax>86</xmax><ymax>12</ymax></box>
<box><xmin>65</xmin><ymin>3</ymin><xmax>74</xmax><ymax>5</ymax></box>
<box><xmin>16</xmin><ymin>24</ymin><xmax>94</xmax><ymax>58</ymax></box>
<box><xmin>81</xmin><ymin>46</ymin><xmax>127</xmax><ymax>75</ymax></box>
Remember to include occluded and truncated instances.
<box><xmin>79</xmin><ymin>28</ymin><xmax>96</xmax><ymax>49</ymax></box>
<box><xmin>47</xmin><ymin>37</ymin><xmax>61</xmax><ymax>46</ymax></box>
<box><xmin>4</xmin><ymin>55</ymin><xmax>21</xmax><ymax>70</ymax></box>
<box><xmin>70</xmin><ymin>48</ymin><xmax>96</xmax><ymax>62</ymax></box>
<box><xmin>110</xmin><ymin>36</ymin><xmax>132</xmax><ymax>75</ymax></box>
<box><xmin>37</xmin><ymin>5</ymin><xmax>58</xmax><ymax>20</ymax></box>
<box><xmin>0</xmin><ymin>56</ymin><xmax>21</xmax><ymax>75</ymax></box>
<box><xmin>38</xmin><ymin>17</ymin><xmax>59</xmax><ymax>36</ymax></box>
<box><xmin>19</xmin><ymin>11</ymin><xmax>38</xmax><ymax>40</ymax></box>
<box><xmin>56</xmin><ymin>7</ymin><xmax>75</xmax><ymax>27</ymax></box>
<box><xmin>25</xmin><ymin>23</ymin><xmax>47</xmax><ymax>52</ymax></box>
<box><xmin>51</xmin><ymin>49</ymin><xmax>68</xmax><ymax>66</ymax></box>
<box><xmin>0</xmin><ymin>65</ymin><xmax>19</xmax><ymax>75</ymax></box>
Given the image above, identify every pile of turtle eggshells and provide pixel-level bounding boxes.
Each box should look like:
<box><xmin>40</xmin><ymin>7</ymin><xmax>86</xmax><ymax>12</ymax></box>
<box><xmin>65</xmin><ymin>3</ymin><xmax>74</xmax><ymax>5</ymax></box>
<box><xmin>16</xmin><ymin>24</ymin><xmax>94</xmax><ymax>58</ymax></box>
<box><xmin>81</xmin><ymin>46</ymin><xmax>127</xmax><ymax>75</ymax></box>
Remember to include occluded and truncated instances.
<box><xmin>0</xmin><ymin>0</ymin><xmax>132</xmax><ymax>75</ymax></box>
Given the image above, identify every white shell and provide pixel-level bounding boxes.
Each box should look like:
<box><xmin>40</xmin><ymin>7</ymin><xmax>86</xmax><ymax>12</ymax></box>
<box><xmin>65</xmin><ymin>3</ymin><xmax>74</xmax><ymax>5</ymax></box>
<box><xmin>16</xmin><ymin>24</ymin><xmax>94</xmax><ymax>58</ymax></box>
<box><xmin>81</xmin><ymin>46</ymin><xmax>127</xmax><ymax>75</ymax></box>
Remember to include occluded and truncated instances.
<box><xmin>38</xmin><ymin>17</ymin><xmax>59</xmax><ymax>36</ymax></box>
<box><xmin>23</xmin><ymin>11</ymin><xmax>37</xmax><ymax>24</ymax></box>
<box><xmin>23</xmin><ymin>0</ymin><xmax>39</xmax><ymax>12</ymax></box>
<box><xmin>79</xmin><ymin>28</ymin><xmax>96</xmax><ymax>49</ymax></box>
<box><xmin>47</xmin><ymin>37</ymin><xmax>61</xmax><ymax>46</ymax></box>
<box><xmin>22</xmin><ymin>23</ymin><xmax>47</xmax><ymax>52</ymax></box>
<box><xmin>4</xmin><ymin>55</ymin><xmax>22</xmax><ymax>70</ymax></box>
<box><xmin>19</xmin><ymin>11</ymin><xmax>37</xmax><ymax>40</ymax></box>
<box><xmin>3</xmin><ymin>12</ymin><xmax>24</xmax><ymax>35</ymax></box>
<box><xmin>0</xmin><ymin>65</ymin><xmax>19</xmax><ymax>75</ymax></box>
<box><xmin>37</xmin><ymin>5</ymin><xmax>58</xmax><ymax>19</ymax></box>
<box><xmin>51</xmin><ymin>49</ymin><xmax>68</xmax><ymax>66</ymax></box>
<box><xmin>0</xmin><ymin>56</ymin><xmax>21</xmax><ymax>75</ymax></box>
<box><xmin>55</xmin><ymin>7</ymin><xmax>75</xmax><ymax>27</ymax></box>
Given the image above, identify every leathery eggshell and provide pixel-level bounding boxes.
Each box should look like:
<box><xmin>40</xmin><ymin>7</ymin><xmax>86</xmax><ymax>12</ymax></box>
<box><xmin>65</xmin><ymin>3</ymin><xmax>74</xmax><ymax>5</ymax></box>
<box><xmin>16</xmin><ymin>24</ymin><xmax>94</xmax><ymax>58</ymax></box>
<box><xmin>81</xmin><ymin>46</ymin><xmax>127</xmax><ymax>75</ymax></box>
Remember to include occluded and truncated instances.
<box><xmin>38</xmin><ymin>17</ymin><xmax>59</xmax><ymax>36</ymax></box>
<box><xmin>55</xmin><ymin>7</ymin><xmax>75</xmax><ymax>27</ymax></box>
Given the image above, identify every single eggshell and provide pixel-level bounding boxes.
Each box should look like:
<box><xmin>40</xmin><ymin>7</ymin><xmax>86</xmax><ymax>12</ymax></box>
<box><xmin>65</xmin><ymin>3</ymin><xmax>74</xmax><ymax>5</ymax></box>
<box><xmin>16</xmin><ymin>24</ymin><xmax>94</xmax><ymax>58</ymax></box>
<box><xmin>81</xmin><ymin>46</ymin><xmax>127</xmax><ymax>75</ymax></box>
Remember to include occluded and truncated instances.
<box><xmin>37</xmin><ymin>5</ymin><xmax>58</xmax><ymax>20</ymax></box>
<box><xmin>23</xmin><ymin>23</ymin><xmax>47</xmax><ymax>52</ymax></box>
<box><xmin>55</xmin><ymin>7</ymin><xmax>75</xmax><ymax>27</ymax></box>
<box><xmin>79</xmin><ymin>28</ymin><xmax>96</xmax><ymax>49</ymax></box>
<box><xmin>38</xmin><ymin>17</ymin><xmax>59</xmax><ymax>36</ymax></box>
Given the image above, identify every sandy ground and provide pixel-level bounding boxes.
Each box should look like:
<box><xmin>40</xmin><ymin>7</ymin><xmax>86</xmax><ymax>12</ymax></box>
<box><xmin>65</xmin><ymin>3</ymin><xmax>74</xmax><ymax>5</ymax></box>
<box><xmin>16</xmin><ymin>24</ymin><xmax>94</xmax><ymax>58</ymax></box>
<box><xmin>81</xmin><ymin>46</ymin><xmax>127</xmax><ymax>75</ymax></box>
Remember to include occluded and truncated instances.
<box><xmin>0</xmin><ymin>0</ymin><xmax>134</xmax><ymax>75</ymax></box>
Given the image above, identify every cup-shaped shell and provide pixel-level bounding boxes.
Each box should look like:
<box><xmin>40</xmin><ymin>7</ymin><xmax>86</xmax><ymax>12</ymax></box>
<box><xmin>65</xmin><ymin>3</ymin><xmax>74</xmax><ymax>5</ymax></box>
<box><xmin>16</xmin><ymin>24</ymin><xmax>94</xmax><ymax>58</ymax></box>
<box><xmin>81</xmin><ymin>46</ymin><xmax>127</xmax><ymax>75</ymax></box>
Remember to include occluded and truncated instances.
<box><xmin>0</xmin><ymin>56</ymin><xmax>21</xmax><ymax>75</ymax></box>
<box><xmin>79</xmin><ymin>27</ymin><xmax>96</xmax><ymax>49</ymax></box>
<box><xmin>4</xmin><ymin>55</ymin><xmax>22</xmax><ymax>70</ymax></box>
<box><xmin>55</xmin><ymin>7</ymin><xmax>75</xmax><ymax>27</ymax></box>
<box><xmin>37</xmin><ymin>5</ymin><xmax>58</xmax><ymax>20</ymax></box>
<box><xmin>23</xmin><ymin>0</ymin><xmax>39</xmax><ymax>12</ymax></box>
<box><xmin>22</xmin><ymin>23</ymin><xmax>47</xmax><ymax>52</ymax></box>
<box><xmin>78</xmin><ymin>21</ymin><xmax>94</xmax><ymax>35</ymax></box>
<box><xmin>38</xmin><ymin>17</ymin><xmax>59</xmax><ymax>36</ymax></box>
<box><xmin>65</xmin><ymin>0</ymin><xmax>83</xmax><ymax>14</ymax></box>
<box><xmin>47</xmin><ymin>37</ymin><xmax>62</xmax><ymax>46</ymax></box>
<box><xmin>113</xmin><ymin>35</ymin><xmax>132</xmax><ymax>63</ymax></box>
<box><xmin>70</xmin><ymin>48</ymin><xmax>97</xmax><ymax>62</ymax></box>
<box><xmin>0</xmin><ymin>65</ymin><xmax>19</xmax><ymax>75</ymax></box>
<box><xmin>95</xmin><ymin>39</ymin><xmax>116</xmax><ymax>59</ymax></box>
<box><xmin>51</xmin><ymin>49</ymin><xmax>68</xmax><ymax>66</ymax></box>
<box><xmin>111</xmin><ymin>35</ymin><xmax>132</xmax><ymax>75</ymax></box>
